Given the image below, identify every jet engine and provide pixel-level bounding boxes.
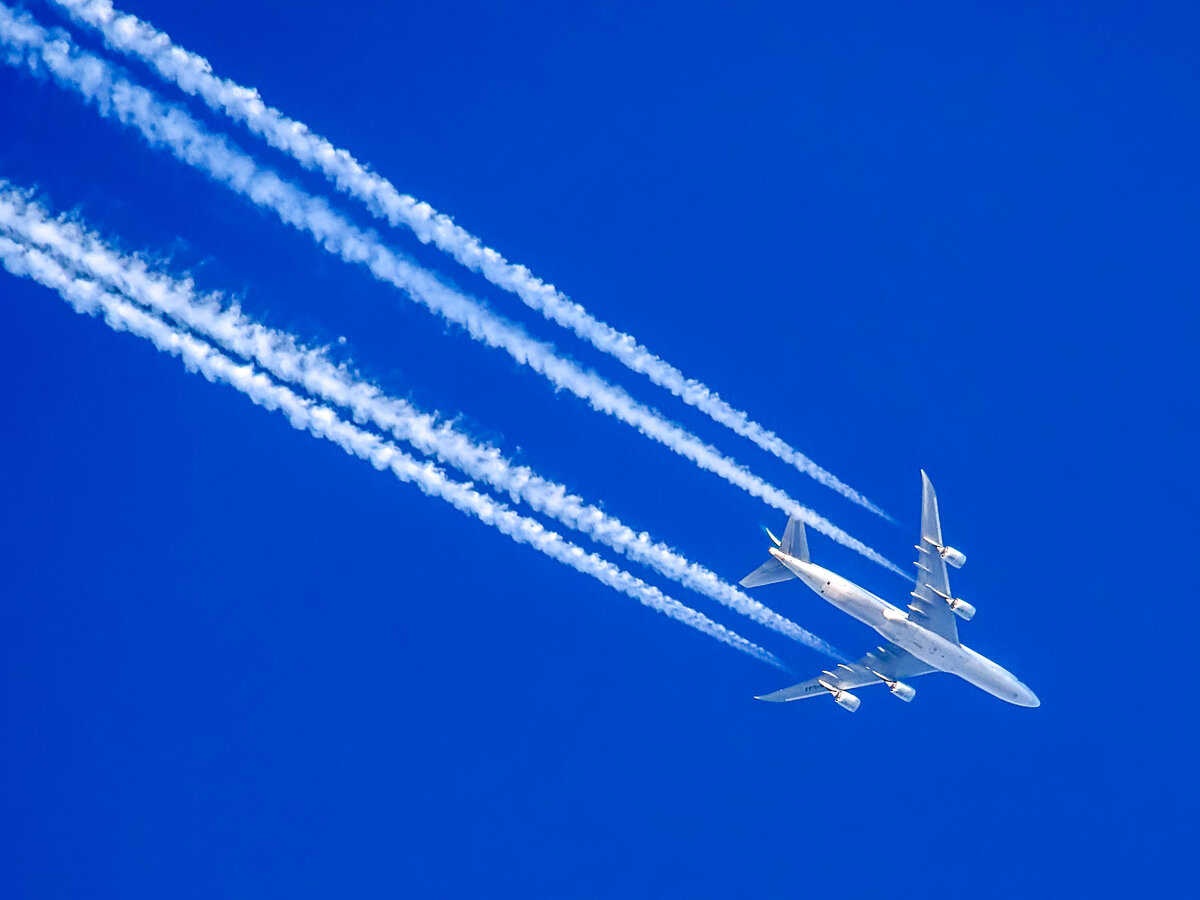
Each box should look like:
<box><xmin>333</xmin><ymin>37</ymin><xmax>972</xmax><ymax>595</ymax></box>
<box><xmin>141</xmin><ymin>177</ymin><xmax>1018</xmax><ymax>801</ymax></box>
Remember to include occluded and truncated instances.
<box><xmin>921</xmin><ymin>537</ymin><xmax>966</xmax><ymax>568</ymax></box>
<box><xmin>831</xmin><ymin>690</ymin><xmax>861</xmax><ymax>712</ymax></box>
<box><xmin>871</xmin><ymin>670</ymin><xmax>917</xmax><ymax>702</ymax></box>
<box><xmin>819</xmin><ymin>680</ymin><xmax>861</xmax><ymax>712</ymax></box>
<box><xmin>938</xmin><ymin>545</ymin><xmax>966</xmax><ymax>568</ymax></box>
<box><xmin>927</xmin><ymin>584</ymin><xmax>976</xmax><ymax>621</ymax></box>
<box><xmin>949</xmin><ymin>597</ymin><xmax>976</xmax><ymax>621</ymax></box>
<box><xmin>888</xmin><ymin>680</ymin><xmax>917</xmax><ymax>702</ymax></box>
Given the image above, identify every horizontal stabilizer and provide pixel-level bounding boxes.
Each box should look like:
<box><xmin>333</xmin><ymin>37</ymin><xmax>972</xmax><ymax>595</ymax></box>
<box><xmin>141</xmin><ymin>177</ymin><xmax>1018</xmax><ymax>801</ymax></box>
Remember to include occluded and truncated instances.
<box><xmin>739</xmin><ymin>557</ymin><xmax>795</xmax><ymax>588</ymax></box>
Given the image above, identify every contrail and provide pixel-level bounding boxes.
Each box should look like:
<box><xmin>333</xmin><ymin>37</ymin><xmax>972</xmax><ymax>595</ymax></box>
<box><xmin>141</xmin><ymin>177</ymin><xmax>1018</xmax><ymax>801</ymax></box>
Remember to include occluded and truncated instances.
<box><xmin>48</xmin><ymin>0</ymin><xmax>888</xmax><ymax>520</ymax></box>
<box><xmin>0</xmin><ymin>231</ymin><xmax>787</xmax><ymax>670</ymax></box>
<box><xmin>0</xmin><ymin>5</ymin><xmax>907</xmax><ymax>578</ymax></box>
<box><xmin>0</xmin><ymin>185</ymin><xmax>844</xmax><ymax>659</ymax></box>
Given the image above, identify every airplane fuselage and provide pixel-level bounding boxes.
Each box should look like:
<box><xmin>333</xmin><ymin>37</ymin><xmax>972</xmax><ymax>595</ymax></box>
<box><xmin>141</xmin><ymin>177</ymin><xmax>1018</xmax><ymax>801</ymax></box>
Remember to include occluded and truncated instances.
<box><xmin>769</xmin><ymin>548</ymin><xmax>1039</xmax><ymax>707</ymax></box>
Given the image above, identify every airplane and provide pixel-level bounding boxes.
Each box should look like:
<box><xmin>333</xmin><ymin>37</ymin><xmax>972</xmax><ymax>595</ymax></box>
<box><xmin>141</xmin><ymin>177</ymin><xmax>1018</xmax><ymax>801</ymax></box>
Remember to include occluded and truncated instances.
<box><xmin>740</xmin><ymin>471</ymin><xmax>1038</xmax><ymax>711</ymax></box>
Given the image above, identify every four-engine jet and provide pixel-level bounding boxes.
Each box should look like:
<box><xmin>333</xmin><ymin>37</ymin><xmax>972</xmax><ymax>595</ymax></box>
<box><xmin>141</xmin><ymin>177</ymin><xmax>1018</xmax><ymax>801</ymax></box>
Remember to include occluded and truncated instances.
<box><xmin>741</xmin><ymin>471</ymin><xmax>1038</xmax><ymax>711</ymax></box>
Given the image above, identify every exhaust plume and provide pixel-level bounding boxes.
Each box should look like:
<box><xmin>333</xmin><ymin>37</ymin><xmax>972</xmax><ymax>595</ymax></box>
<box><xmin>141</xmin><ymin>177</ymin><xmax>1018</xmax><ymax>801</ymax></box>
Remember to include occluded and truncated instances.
<box><xmin>0</xmin><ymin>185</ymin><xmax>843</xmax><ymax>658</ymax></box>
<box><xmin>0</xmin><ymin>231</ymin><xmax>786</xmax><ymax>669</ymax></box>
<box><xmin>49</xmin><ymin>0</ymin><xmax>887</xmax><ymax>518</ymax></box>
<box><xmin>0</xmin><ymin>5</ymin><xmax>906</xmax><ymax>577</ymax></box>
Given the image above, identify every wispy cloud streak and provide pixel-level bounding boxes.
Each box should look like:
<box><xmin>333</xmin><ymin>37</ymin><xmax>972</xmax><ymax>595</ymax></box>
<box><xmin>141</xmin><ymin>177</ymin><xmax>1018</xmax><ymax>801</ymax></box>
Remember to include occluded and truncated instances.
<box><xmin>0</xmin><ymin>229</ymin><xmax>786</xmax><ymax>669</ymax></box>
<box><xmin>0</xmin><ymin>185</ymin><xmax>842</xmax><ymax>658</ymax></box>
<box><xmin>49</xmin><ymin>0</ymin><xmax>887</xmax><ymax>519</ymax></box>
<box><xmin>0</xmin><ymin>4</ymin><xmax>905</xmax><ymax>576</ymax></box>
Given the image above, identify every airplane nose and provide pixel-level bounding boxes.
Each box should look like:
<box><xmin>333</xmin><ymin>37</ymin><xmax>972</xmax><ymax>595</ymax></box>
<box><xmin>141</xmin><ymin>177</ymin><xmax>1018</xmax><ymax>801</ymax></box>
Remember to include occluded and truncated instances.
<box><xmin>1017</xmin><ymin>683</ymin><xmax>1040</xmax><ymax>708</ymax></box>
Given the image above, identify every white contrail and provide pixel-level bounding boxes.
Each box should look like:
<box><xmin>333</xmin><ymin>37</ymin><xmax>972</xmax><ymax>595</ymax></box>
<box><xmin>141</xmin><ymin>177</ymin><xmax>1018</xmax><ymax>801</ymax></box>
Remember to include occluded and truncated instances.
<box><xmin>0</xmin><ymin>5</ymin><xmax>906</xmax><ymax>577</ymax></box>
<box><xmin>49</xmin><ymin>0</ymin><xmax>888</xmax><ymax>519</ymax></box>
<box><xmin>0</xmin><ymin>231</ymin><xmax>787</xmax><ymax>670</ymax></box>
<box><xmin>0</xmin><ymin>185</ymin><xmax>843</xmax><ymax>659</ymax></box>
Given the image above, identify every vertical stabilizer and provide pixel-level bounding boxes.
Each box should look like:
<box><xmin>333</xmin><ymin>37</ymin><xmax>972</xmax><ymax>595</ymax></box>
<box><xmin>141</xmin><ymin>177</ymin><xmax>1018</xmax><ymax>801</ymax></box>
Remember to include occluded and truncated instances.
<box><xmin>740</xmin><ymin>514</ymin><xmax>811</xmax><ymax>588</ymax></box>
<box><xmin>779</xmin><ymin>515</ymin><xmax>810</xmax><ymax>563</ymax></box>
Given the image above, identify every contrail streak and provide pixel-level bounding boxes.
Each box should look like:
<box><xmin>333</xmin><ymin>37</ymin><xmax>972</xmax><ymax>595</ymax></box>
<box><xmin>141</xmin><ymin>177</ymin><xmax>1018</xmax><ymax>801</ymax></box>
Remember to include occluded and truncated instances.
<box><xmin>49</xmin><ymin>0</ymin><xmax>888</xmax><ymax>519</ymax></box>
<box><xmin>0</xmin><ymin>4</ymin><xmax>906</xmax><ymax>577</ymax></box>
<box><xmin>0</xmin><ymin>230</ymin><xmax>786</xmax><ymax>670</ymax></box>
<box><xmin>0</xmin><ymin>185</ymin><xmax>843</xmax><ymax>659</ymax></box>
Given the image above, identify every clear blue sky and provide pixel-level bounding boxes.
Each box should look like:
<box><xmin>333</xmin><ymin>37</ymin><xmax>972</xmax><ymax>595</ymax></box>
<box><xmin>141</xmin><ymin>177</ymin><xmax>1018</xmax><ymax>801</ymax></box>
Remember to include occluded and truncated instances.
<box><xmin>1</xmin><ymin>1</ymin><xmax>1197</xmax><ymax>896</ymax></box>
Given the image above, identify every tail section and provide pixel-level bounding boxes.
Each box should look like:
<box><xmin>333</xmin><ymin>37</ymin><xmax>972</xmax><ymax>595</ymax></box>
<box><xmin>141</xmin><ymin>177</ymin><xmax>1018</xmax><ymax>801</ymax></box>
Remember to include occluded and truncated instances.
<box><xmin>739</xmin><ymin>514</ymin><xmax>809</xmax><ymax>588</ymax></box>
<box><xmin>740</xmin><ymin>557</ymin><xmax>794</xmax><ymax>588</ymax></box>
<box><xmin>779</xmin><ymin>514</ymin><xmax>810</xmax><ymax>563</ymax></box>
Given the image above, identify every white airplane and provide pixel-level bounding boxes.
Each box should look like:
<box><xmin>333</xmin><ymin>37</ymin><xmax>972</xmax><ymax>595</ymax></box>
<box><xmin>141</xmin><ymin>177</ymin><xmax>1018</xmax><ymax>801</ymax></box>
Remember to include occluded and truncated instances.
<box><xmin>741</xmin><ymin>471</ymin><xmax>1038</xmax><ymax>711</ymax></box>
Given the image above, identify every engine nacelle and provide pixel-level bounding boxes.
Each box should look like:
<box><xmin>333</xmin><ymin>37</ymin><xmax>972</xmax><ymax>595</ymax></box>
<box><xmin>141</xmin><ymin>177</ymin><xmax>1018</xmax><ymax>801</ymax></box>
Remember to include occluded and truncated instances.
<box><xmin>888</xmin><ymin>681</ymin><xmax>917</xmax><ymax>702</ymax></box>
<box><xmin>831</xmin><ymin>689</ymin><xmax>861</xmax><ymax>712</ymax></box>
<box><xmin>926</xmin><ymin>584</ymin><xmax>976</xmax><ymax>621</ymax></box>
<box><xmin>819</xmin><ymin>679</ymin><xmax>860</xmax><ymax>712</ymax></box>
<box><xmin>949</xmin><ymin>597</ymin><xmax>976</xmax><ymax>621</ymax></box>
<box><xmin>939</xmin><ymin>545</ymin><xmax>967</xmax><ymax>568</ymax></box>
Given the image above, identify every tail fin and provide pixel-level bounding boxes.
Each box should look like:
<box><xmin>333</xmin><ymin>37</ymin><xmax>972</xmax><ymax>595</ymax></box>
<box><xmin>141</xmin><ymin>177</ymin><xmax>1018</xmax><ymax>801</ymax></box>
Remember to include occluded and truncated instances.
<box><xmin>739</xmin><ymin>515</ymin><xmax>810</xmax><ymax>588</ymax></box>
<box><xmin>779</xmin><ymin>514</ymin><xmax>810</xmax><ymax>563</ymax></box>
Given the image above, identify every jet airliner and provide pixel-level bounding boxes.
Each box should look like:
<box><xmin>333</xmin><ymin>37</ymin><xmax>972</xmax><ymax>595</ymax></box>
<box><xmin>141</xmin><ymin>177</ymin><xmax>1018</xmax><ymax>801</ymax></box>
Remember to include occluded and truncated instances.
<box><xmin>741</xmin><ymin>471</ymin><xmax>1038</xmax><ymax>711</ymax></box>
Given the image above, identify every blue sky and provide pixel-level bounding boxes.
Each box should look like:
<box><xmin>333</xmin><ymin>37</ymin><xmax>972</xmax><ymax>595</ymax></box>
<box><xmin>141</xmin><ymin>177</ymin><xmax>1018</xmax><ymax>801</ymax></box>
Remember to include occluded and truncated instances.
<box><xmin>1</xmin><ymin>1</ymin><xmax>1197</xmax><ymax>896</ymax></box>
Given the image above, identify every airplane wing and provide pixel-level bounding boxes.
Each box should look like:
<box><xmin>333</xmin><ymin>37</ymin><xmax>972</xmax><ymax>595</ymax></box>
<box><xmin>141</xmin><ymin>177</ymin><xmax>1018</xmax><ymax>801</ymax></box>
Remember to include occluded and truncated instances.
<box><xmin>907</xmin><ymin>471</ymin><xmax>960</xmax><ymax>644</ymax></box>
<box><xmin>756</xmin><ymin>643</ymin><xmax>936</xmax><ymax>702</ymax></box>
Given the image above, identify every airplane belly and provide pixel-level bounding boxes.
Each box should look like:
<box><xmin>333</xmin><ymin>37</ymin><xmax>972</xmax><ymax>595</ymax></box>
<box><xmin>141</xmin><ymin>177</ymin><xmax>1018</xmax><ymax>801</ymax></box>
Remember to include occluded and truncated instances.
<box><xmin>875</xmin><ymin>617</ymin><xmax>958</xmax><ymax>670</ymax></box>
<box><xmin>819</xmin><ymin>579</ymin><xmax>892</xmax><ymax>630</ymax></box>
<box><xmin>876</xmin><ymin>620</ymin><xmax>1038</xmax><ymax>706</ymax></box>
<box><xmin>785</xmin><ymin>563</ymin><xmax>882</xmax><ymax>628</ymax></box>
<box><xmin>954</xmin><ymin>647</ymin><xmax>1039</xmax><ymax>706</ymax></box>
